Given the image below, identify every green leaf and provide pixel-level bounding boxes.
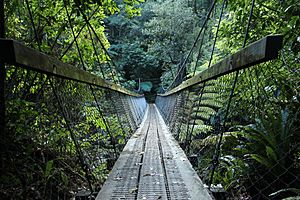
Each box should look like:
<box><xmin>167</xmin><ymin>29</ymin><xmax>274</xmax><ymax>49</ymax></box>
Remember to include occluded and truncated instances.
<box><xmin>269</xmin><ymin>188</ymin><xmax>300</xmax><ymax>197</ymax></box>
<box><xmin>250</xmin><ymin>154</ymin><xmax>272</xmax><ymax>168</ymax></box>
<box><xmin>45</xmin><ymin>160</ymin><xmax>54</xmax><ymax>179</ymax></box>
<box><xmin>266</xmin><ymin>145</ymin><xmax>277</xmax><ymax>162</ymax></box>
<box><xmin>60</xmin><ymin>171</ymin><xmax>69</xmax><ymax>186</ymax></box>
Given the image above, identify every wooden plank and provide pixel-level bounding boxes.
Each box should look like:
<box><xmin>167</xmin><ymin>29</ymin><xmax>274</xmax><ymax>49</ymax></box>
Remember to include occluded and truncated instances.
<box><xmin>160</xmin><ymin>35</ymin><xmax>283</xmax><ymax>96</ymax></box>
<box><xmin>0</xmin><ymin>39</ymin><xmax>141</xmax><ymax>97</ymax></box>
<box><xmin>97</xmin><ymin>105</ymin><xmax>213</xmax><ymax>200</ymax></box>
<box><xmin>96</xmin><ymin>106</ymin><xmax>149</xmax><ymax>199</ymax></box>
<box><xmin>155</xmin><ymin>105</ymin><xmax>213</xmax><ymax>199</ymax></box>
<box><xmin>136</xmin><ymin>106</ymin><xmax>168</xmax><ymax>200</ymax></box>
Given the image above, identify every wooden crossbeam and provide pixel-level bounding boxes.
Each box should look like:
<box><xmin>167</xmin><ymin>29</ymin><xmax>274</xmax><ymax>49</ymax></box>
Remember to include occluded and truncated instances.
<box><xmin>0</xmin><ymin>39</ymin><xmax>141</xmax><ymax>97</ymax></box>
<box><xmin>160</xmin><ymin>35</ymin><xmax>283</xmax><ymax>96</ymax></box>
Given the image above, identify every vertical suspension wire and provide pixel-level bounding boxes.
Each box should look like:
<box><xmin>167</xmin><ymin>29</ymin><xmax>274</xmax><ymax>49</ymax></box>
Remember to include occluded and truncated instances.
<box><xmin>176</xmin><ymin>90</ymin><xmax>191</xmax><ymax>142</ymax></box>
<box><xmin>24</xmin><ymin>0</ymin><xmax>42</xmax><ymax>90</ymax></box>
<box><xmin>63</xmin><ymin>0</ymin><xmax>120</xmax><ymax>158</ymax></box>
<box><xmin>208</xmin><ymin>0</ymin><xmax>256</xmax><ymax>189</ymax></box>
<box><xmin>63</xmin><ymin>0</ymin><xmax>121</xmax><ymax>194</ymax></box>
<box><xmin>25</xmin><ymin>2</ymin><xmax>103</xmax><ymax>195</ymax></box>
<box><xmin>193</xmin><ymin>27</ymin><xmax>207</xmax><ymax>76</ymax></box>
<box><xmin>242</xmin><ymin>0</ymin><xmax>255</xmax><ymax>49</ymax></box>
<box><xmin>183</xmin><ymin>87</ymin><xmax>197</xmax><ymax>149</ymax></box>
<box><xmin>61</xmin><ymin>2</ymin><xmax>96</xmax><ymax>191</ymax></box>
<box><xmin>89</xmin><ymin>86</ymin><xmax>118</xmax><ymax>157</ymax></box>
<box><xmin>25</xmin><ymin>0</ymin><xmax>41</xmax><ymax>51</ymax></box>
<box><xmin>122</xmin><ymin>96</ymin><xmax>135</xmax><ymax>131</ymax></box>
<box><xmin>75</xmin><ymin>4</ymin><xmax>121</xmax><ymax>84</ymax></box>
<box><xmin>63</xmin><ymin>0</ymin><xmax>87</xmax><ymax>71</ymax></box>
<box><xmin>163</xmin><ymin>96</ymin><xmax>170</xmax><ymax>123</ymax></box>
<box><xmin>23</xmin><ymin>4</ymin><xmax>56</xmax><ymax>191</ymax></box>
<box><xmin>59</xmin><ymin>5</ymin><xmax>101</xmax><ymax>60</ymax></box>
<box><xmin>166</xmin><ymin>95</ymin><xmax>176</xmax><ymax>126</ymax></box>
<box><xmin>243</xmin><ymin>67</ymin><xmax>258</xmax><ymax>119</ymax></box>
<box><xmin>129</xmin><ymin>96</ymin><xmax>139</xmax><ymax>127</ymax></box>
<box><xmin>49</xmin><ymin>78</ymin><xmax>94</xmax><ymax>194</ymax></box>
<box><xmin>119</xmin><ymin>94</ymin><xmax>133</xmax><ymax>135</ymax></box>
<box><xmin>87</xmin><ymin>25</ymin><xmax>106</xmax><ymax>79</ymax></box>
<box><xmin>118</xmin><ymin>93</ymin><xmax>134</xmax><ymax>135</ymax></box>
<box><xmin>185</xmin><ymin>82</ymin><xmax>206</xmax><ymax>154</ymax></box>
<box><xmin>184</xmin><ymin>0</ymin><xmax>226</xmax><ymax>155</ymax></box>
<box><xmin>208</xmin><ymin>0</ymin><xmax>227</xmax><ymax>68</ymax></box>
<box><xmin>183</xmin><ymin>89</ymin><xmax>194</xmax><ymax>149</ymax></box>
<box><xmin>107</xmin><ymin>91</ymin><xmax>127</xmax><ymax>142</ymax></box>
<box><xmin>172</xmin><ymin>93</ymin><xmax>185</xmax><ymax>138</ymax></box>
<box><xmin>167</xmin><ymin>0</ymin><xmax>218</xmax><ymax>91</ymax></box>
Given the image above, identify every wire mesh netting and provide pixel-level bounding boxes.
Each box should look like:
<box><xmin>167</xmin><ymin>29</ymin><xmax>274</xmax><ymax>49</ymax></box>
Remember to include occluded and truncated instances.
<box><xmin>2</xmin><ymin>65</ymin><xmax>146</xmax><ymax>199</ymax></box>
<box><xmin>156</xmin><ymin>46</ymin><xmax>300</xmax><ymax>199</ymax></box>
<box><xmin>156</xmin><ymin>0</ymin><xmax>300</xmax><ymax>198</ymax></box>
<box><xmin>0</xmin><ymin>0</ymin><xmax>147</xmax><ymax>199</ymax></box>
<box><xmin>1</xmin><ymin>0</ymin><xmax>300</xmax><ymax>199</ymax></box>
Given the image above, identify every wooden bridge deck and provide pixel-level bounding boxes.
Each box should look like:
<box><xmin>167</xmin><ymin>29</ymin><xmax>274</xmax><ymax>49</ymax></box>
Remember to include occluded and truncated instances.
<box><xmin>96</xmin><ymin>104</ymin><xmax>212</xmax><ymax>200</ymax></box>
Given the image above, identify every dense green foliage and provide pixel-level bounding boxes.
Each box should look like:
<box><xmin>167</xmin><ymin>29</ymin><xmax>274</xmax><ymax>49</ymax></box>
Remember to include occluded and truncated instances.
<box><xmin>106</xmin><ymin>0</ymin><xmax>214</xmax><ymax>97</ymax></box>
<box><xmin>2</xmin><ymin>67</ymin><xmax>136</xmax><ymax>199</ymax></box>
<box><xmin>5</xmin><ymin>0</ymin><xmax>144</xmax><ymax>80</ymax></box>
<box><xmin>1</xmin><ymin>0</ymin><xmax>144</xmax><ymax>199</ymax></box>
<box><xmin>147</xmin><ymin>0</ymin><xmax>299</xmax><ymax>199</ymax></box>
<box><xmin>1</xmin><ymin>0</ymin><xmax>300</xmax><ymax>199</ymax></box>
<box><xmin>165</xmin><ymin>0</ymin><xmax>300</xmax><ymax>199</ymax></box>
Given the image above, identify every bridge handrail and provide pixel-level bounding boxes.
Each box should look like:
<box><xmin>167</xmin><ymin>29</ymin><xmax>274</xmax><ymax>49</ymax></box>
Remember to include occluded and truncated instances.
<box><xmin>0</xmin><ymin>39</ymin><xmax>141</xmax><ymax>97</ymax></box>
<box><xmin>159</xmin><ymin>35</ymin><xmax>283</xmax><ymax>96</ymax></box>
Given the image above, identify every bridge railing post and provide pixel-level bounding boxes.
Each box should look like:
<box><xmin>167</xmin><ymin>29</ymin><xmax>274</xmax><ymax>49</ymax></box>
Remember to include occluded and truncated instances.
<box><xmin>0</xmin><ymin>0</ymin><xmax>6</xmax><ymax>168</ymax></box>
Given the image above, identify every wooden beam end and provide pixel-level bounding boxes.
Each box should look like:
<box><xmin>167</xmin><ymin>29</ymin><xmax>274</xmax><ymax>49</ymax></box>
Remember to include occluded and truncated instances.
<box><xmin>0</xmin><ymin>39</ymin><xmax>15</xmax><ymax>64</ymax></box>
<box><xmin>265</xmin><ymin>34</ymin><xmax>284</xmax><ymax>60</ymax></box>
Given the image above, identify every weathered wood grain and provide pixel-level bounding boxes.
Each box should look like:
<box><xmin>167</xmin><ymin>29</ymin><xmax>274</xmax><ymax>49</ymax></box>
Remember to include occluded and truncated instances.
<box><xmin>160</xmin><ymin>35</ymin><xmax>283</xmax><ymax>96</ymax></box>
<box><xmin>0</xmin><ymin>39</ymin><xmax>141</xmax><ymax>97</ymax></box>
<box><xmin>96</xmin><ymin>105</ymin><xmax>213</xmax><ymax>200</ymax></box>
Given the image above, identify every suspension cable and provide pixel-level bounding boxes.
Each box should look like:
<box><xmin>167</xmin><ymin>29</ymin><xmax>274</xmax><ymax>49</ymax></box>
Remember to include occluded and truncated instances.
<box><xmin>25</xmin><ymin>0</ymin><xmax>41</xmax><ymax>51</ymax></box>
<box><xmin>176</xmin><ymin>90</ymin><xmax>191</xmax><ymax>141</ymax></box>
<box><xmin>208</xmin><ymin>0</ymin><xmax>226</xmax><ymax>68</ymax></box>
<box><xmin>59</xmin><ymin>5</ymin><xmax>101</xmax><ymax>60</ymax></box>
<box><xmin>75</xmin><ymin>4</ymin><xmax>121</xmax><ymax>84</ymax></box>
<box><xmin>50</xmin><ymin>78</ymin><xmax>94</xmax><ymax>193</ymax></box>
<box><xmin>87</xmin><ymin>25</ymin><xmax>106</xmax><ymax>79</ymax></box>
<box><xmin>185</xmin><ymin>0</ymin><xmax>226</xmax><ymax>160</ymax></box>
<box><xmin>62</xmin><ymin>0</ymin><xmax>119</xmax><ymax>157</ymax></box>
<box><xmin>62</xmin><ymin>0</ymin><xmax>120</xmax><ymax>193</ymax></box>
<box><xmin>63</xmin><ymin>0</ymin><xmax>87</xmax><ymax>71</ymax></box>
<box><xmin>192</xmin><ymin>27</ymin><xmax>207</xmax><ymax>76</ymax></box>
<box><xmin>167</xmin><ymin>0</ymin><xmax>218</xmax><ymax>90</ymax></box>
<box><xmin>85</xmin><ymin>26</ymin><xmax>129</xmax><ymax>154</ymax></box>
<box><xmin>208</xmin><ymin>0</ymin><xmax>256</xmax><ymax>189</ymax></box>
<box><xmin>108</xmin><ymin>91</ymin><xmax>128</xmax><ymax>138</ymax></box>
<box><xmin>89</xmin><ymin>86</ymin><xmax>118</xmax><ymax>157</ymax></box>
<box><xmin>185</xmin><ymin>82</ymin><xmax>206</xmax><ymax>153</ymax></box>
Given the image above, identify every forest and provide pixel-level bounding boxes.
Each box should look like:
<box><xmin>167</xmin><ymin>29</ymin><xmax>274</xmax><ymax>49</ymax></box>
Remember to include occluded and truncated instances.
<box><xmin>0</xmin><ymin>0</ymin><xmax>300</xmax><ymax>199</ymax></box>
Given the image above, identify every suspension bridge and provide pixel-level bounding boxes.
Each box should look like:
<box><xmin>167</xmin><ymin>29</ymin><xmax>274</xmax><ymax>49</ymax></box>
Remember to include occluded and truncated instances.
<box><xmin>0</xmin><ymin>35</ymin><xmax>284</xmax><ymax>199</ymax></box>
<box><xmin>1</xmin><ymin>1</ymin><xmax>299</xmax><ymax>200</ymax></box>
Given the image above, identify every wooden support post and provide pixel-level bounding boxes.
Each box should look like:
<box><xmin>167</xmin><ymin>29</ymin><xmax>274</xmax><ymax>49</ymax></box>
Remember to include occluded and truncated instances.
<box><xmin>0</xmin><ymin>0</ymin><xmax>6</xmax><ymax>172</ymax></box>
<box><xmin>0</xmin><ymin>0</ymin><xmax>5</xmax><ymax>140</ymax></box>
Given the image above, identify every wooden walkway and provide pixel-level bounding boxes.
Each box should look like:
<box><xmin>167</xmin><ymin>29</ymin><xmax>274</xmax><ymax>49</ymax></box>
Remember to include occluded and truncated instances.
<box><xmin>96</xmin><ymin>105</ymin><xmax>212</xmax><ymax>200</ymax></box>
